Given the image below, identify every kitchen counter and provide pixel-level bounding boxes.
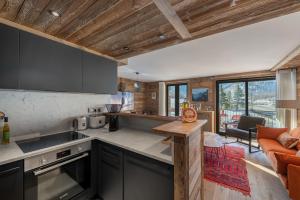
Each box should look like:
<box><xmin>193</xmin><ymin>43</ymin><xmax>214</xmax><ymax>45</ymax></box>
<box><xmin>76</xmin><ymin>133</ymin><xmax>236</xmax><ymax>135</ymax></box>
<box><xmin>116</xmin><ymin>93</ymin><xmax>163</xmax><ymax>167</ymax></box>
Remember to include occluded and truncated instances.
<box><xmin>0</xmin><ymin>128</ymin><xmax>172</xmax><ymax>166</ymax></box>
<box><xmin>106</xmin><ymin>112</ymin><xmax>180</xmax><ymax>122</ymax></box>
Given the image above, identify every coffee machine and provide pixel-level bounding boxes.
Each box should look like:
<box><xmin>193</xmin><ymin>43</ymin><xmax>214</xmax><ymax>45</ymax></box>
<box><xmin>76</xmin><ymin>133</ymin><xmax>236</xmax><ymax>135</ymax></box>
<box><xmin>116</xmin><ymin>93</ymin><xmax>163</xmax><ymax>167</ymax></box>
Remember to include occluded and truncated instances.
<box><xmin>105</xmin><ymin>104</ymin><xmax>122</xmax><ymax>132</ymax></box>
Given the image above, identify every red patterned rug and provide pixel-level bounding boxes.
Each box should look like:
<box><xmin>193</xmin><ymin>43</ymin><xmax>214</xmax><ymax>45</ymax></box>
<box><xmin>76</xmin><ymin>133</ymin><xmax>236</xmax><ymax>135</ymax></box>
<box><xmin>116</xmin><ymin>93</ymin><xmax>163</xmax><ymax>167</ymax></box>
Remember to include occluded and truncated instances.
<box><xmin>204</xmin><ymin>145</ymin><xmax>251</xmax><ymax>196</ymax></box>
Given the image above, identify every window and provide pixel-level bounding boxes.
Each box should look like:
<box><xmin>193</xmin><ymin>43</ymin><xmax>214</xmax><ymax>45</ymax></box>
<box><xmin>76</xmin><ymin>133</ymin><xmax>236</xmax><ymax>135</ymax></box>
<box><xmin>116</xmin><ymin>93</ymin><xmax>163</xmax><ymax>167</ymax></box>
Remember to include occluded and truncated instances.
<box><xmin>217</xmin><ymin>78</ymin><xmax>277</xmax><ymax>132</ymax></box>
<box><xmin>166</xmin><ymin>83</ymin><xmax>187</xmax><ymax>116</ymax></box>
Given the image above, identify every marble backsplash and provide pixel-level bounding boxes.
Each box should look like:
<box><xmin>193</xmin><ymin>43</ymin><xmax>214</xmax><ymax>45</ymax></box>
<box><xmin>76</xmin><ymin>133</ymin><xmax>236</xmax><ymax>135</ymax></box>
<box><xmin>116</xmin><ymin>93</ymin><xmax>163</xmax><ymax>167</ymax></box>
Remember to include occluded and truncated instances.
<box><xmin>0</xmin><ymin>90</ymin><xmax>111</xmax><ymax>136</ymax></box>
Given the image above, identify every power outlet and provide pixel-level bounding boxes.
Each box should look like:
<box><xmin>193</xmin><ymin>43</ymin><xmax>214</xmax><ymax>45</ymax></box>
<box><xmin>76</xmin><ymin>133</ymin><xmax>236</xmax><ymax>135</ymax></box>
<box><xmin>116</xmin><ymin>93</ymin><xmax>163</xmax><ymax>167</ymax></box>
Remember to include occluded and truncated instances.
<box><xmin>88</xmin><ymin>107</ymin><xmax>97</xmax><ymax>114</ymax></box>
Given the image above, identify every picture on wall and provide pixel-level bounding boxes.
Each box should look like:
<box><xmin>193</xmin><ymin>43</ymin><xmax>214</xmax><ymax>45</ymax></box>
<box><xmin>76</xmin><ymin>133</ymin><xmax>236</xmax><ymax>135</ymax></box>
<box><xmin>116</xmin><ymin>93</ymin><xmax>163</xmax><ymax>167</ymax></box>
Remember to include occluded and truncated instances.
<box><xmin>111</xmin><ymin>92</ymin><xmax>134</xmax><ymax>111</ymax></box>
<box><xmin>192</xmin><ymin>88</ymin><xmax>209</xmax><ymax>102</ymax></box>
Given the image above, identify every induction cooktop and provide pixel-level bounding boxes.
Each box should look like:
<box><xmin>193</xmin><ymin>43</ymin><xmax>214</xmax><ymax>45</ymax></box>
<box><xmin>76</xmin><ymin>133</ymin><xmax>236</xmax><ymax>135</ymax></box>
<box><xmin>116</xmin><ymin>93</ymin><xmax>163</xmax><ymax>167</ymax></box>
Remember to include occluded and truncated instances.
<box><xmin>16</xmin><ymin>131</ymin><xmax>89</xmax><ymax>153</ymax></box>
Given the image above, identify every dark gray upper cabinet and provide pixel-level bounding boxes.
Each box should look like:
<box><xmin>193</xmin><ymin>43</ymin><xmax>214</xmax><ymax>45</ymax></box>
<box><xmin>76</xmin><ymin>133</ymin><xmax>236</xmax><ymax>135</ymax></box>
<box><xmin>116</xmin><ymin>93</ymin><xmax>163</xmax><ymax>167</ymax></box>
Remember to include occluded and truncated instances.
<box><xmin>19</xmin><ymin>31</ymin><xmax>82</xmax><ymax>92</ymax></box>
<box><xmin>82</xmin><ymin>52</ymin><xmax>117</xmax><ymax>94</ymax></box>
<box><xmin>0</xmin><ymin>24</ymin><xmax>19</xmax><ymax>89</ymax></box>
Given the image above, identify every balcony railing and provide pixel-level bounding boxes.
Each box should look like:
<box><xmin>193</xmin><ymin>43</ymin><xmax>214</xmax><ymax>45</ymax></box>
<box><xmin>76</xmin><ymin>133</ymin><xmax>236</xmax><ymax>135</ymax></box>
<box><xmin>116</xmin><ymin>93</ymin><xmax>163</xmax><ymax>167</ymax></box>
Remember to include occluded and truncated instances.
<box><xmin>219</xmin><ymin>109</ymin><xmax>277</xmax><ymax>132</ymax></box>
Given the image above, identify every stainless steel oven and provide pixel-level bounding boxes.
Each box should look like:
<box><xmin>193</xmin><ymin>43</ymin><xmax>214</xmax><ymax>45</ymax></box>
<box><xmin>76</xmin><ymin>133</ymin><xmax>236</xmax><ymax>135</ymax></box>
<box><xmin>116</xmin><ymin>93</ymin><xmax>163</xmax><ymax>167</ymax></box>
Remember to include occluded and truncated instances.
<box><xmin>24</xmin><ymin>142</ymin><xmax>91</xmax><ymax>200</ymax></box>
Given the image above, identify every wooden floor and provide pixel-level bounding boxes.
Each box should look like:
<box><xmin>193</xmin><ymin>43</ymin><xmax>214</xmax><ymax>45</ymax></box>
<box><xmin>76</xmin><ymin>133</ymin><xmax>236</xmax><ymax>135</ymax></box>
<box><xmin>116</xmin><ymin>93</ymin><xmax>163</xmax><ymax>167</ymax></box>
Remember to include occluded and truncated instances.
<box><xmin>203</xmin><ymin>141</ymin><xmax>290</xmax><ymax>200</ymax></box>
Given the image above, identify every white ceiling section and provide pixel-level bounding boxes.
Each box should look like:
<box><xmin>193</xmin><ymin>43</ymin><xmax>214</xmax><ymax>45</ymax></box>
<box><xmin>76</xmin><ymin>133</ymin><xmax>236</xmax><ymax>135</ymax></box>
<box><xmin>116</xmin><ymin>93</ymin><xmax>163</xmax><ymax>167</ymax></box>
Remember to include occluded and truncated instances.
<box><xmin>118</xmin><ymin>11</ymin><xmax>300</xmax><ymax>82</ymax></box>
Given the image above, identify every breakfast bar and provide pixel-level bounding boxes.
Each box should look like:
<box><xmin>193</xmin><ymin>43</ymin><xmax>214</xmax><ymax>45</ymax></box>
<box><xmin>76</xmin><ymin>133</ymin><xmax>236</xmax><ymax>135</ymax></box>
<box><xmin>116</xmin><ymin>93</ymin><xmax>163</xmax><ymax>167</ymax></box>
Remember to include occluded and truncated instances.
<box><xmin>153</xmin><ymin>120</ymin><xmax>206</xmax><ymax>200</ymax></box>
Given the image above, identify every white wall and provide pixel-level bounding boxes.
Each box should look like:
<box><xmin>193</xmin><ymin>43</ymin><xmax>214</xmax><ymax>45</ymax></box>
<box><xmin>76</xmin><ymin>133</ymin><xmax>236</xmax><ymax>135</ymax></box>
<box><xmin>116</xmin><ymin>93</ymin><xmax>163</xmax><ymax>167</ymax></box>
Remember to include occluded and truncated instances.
<box><xmin>0</xmin><ymin>90</ymin><xmax>111</xmax><ymax>136</ymax></box>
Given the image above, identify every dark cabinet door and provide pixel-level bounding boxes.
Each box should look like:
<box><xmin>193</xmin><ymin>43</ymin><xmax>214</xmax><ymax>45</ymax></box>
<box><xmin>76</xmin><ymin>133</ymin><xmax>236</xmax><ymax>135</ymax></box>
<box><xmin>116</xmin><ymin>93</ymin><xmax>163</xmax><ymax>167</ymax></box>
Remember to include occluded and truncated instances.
<box><xmin>0</xmin><ymin>24</ymin><xmax>20</xmax><ymax>89</ymax></box>
<box><xmin>124</xmin><ymin>151</ymin><xmax>174</xmax><ymax>200</ymax></box>
<box><xmin>82</xmin><ymin>52</ymin><xmax>117</xmax><ymax>94</ymax></box>
<box><xmin>19</xmin><ymin>31</ymin><xmax>82</xmax><ymax>92</ymax></box>
<box><xmin>0</xmin><ymin>160</ymin><xmax>23</xmax><ymax>200</ymax></box>
<box><xmin>98</xmin><ymin>143</ymin><xmax>123</xmax><ymax>200</ymax></box>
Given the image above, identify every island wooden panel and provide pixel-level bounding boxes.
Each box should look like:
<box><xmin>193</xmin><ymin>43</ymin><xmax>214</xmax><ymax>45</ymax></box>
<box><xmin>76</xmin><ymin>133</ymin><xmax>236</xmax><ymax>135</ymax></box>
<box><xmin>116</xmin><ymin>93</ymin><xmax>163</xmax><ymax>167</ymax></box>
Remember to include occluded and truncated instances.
<box><xmin>154</xmin><ymin>120</ymin><xmax>206</xmax><ymax>200</ymax></box>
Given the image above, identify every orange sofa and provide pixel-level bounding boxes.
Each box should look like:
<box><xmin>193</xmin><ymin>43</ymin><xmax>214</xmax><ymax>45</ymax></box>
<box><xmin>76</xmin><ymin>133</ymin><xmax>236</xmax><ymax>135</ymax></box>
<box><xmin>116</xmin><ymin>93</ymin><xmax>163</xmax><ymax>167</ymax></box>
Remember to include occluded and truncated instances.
<box><xmin>257</xmin><ymin>126</ymin><xmax>300</xmax><ymax>200</ymax></box>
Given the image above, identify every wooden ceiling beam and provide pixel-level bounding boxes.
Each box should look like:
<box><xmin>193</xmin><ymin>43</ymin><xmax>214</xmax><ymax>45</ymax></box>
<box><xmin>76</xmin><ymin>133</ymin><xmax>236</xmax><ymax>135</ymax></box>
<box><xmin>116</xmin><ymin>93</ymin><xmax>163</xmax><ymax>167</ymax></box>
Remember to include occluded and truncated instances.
<box><xmin>271</xmin><ymin>45</ymin><xmax>300</xmax><ymax>71</ymax></box>
<box><xmin>152</xmin><ymin>0</ymin><xmax>191</xmax><ymax>39</ymax></box>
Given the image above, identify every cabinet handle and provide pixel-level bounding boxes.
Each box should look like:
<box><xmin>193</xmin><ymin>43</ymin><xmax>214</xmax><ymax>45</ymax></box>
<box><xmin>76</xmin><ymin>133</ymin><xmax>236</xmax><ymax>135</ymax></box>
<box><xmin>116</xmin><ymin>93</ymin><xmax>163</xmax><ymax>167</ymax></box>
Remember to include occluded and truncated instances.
<box><xmin>0</xmin><ymin>167</ymin><xmax>20</xmax><ymax>177</ymax></box>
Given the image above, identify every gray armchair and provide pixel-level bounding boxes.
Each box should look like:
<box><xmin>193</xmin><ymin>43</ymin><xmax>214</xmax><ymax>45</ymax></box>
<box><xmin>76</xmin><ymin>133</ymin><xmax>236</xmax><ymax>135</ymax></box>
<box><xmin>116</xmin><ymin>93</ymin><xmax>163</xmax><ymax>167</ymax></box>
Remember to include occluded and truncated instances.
<box><xmin>225</xmin><ymin>115</ymin><xmax>266</xmax><ymax>153</ymax></box>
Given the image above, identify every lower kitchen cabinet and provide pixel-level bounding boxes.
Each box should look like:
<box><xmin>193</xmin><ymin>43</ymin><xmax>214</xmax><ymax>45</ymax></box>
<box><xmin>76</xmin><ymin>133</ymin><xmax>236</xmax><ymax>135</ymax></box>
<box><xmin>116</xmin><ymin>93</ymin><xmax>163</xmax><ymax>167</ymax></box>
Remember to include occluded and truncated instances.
<box><xmin>0</xmin><ymin>160</ymin><xmax>23</xmax><ymax>200</ymax></box>
<box><xmin>124</xmin><ymin>151</ymin><xmax>174</xmax><ymax>200</ymax></box>
<box><xmin>93</xmin><ymin>141</ymin><xmax>174</xmax><ymax>200</ymax></box>
<box><xmin>98</xmin><ymin>142</ymin><xmax>123</xmax><ymax>200</ymax></box>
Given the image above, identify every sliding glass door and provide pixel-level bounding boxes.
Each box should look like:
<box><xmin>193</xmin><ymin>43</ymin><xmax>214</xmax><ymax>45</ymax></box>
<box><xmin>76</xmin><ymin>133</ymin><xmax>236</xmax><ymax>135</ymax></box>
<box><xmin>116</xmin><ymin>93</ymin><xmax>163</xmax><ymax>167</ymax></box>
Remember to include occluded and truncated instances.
<box><xmin>167</xmin><ymin>83</ymin><xmax>187</xmax><ymax>116</ymax></box>
<box><xmin>248</xmin><ymin>79</ymin><xmax>277</xmax><ymax>127</ymax></box>
<box><xmin>217</xmin><ymin>78</ymin><xmax>276</xmax><ymax>132</ymax></box>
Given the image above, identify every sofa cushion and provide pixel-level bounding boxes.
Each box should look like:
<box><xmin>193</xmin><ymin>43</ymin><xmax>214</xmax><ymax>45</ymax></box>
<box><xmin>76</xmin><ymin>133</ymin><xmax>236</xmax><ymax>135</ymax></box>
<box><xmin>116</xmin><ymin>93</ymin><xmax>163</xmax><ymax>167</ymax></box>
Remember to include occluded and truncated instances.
<box><xmin>274</xmin><ymin>153</ymin><xmax>300</xmax><ymax>175</ymax></box>
<box><xmin>290</xmin><ymin>128</ymin><xmax>300</xmax><ymax>150</ymax></box>
<box><xmin>259</xmin><ymin>138</ymin><xmax>297</xmax><ymax>155</ymax></box>
<box><xmin>277</xmin><ymin>132</ymin><xmax>299</xmax><ymax>149</ymax></box>
<box><xmin>257</xmin><ymin>126</ymin><xmax>288</xmax><ymax>140</ymax></box>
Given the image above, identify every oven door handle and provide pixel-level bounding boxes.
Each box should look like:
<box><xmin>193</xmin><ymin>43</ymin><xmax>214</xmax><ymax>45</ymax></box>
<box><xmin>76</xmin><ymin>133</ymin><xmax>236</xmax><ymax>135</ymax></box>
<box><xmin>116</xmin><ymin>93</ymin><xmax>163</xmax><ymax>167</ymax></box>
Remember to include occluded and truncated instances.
<box><xmin>33</xmin><ymin>153</ymin><xmax>89</xmax><ymax>176</ymax></box>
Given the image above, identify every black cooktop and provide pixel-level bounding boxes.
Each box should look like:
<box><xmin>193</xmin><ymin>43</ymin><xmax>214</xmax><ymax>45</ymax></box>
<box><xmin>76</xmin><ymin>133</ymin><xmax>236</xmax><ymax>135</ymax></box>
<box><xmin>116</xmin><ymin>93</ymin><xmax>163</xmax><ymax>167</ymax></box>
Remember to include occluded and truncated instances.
<box><xmin>16</xmin><ymin>131</ymin><xmax>89</xmax><ymax>153</ymax></box>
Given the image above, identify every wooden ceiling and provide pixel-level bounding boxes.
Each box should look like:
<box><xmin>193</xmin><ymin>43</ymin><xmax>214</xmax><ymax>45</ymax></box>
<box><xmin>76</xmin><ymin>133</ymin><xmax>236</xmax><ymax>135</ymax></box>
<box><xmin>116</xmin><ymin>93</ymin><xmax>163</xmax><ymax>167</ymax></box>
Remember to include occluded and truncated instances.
<box><xmin>1</xmin><ymin>0</ymin><xmax>300</xmax><ymax>61</ymax></box>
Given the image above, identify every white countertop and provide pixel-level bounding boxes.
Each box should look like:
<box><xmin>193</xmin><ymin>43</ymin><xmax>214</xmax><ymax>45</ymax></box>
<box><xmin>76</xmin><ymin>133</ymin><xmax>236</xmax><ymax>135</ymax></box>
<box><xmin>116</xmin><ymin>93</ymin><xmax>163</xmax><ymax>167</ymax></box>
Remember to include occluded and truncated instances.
<box><xmin>0</xmin><ymin>128</ymin><xmax>173</xmax><ymax>166</ymax></box>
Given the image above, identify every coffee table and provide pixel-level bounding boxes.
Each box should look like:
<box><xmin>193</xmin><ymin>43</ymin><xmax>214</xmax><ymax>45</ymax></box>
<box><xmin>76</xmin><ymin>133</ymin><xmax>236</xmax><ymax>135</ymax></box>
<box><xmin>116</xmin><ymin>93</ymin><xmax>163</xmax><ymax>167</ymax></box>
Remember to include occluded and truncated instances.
<box><xmin>204</xmin><ymin>132</ymin><xmax>226</xmax><ymax>159</ymax></box>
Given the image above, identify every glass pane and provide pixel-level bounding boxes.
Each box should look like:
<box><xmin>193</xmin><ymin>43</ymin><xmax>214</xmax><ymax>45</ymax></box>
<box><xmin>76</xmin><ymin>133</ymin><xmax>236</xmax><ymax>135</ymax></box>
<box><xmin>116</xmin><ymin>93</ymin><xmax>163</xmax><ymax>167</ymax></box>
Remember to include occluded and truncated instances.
<box><xmin>167</xmin><ymin>86</ymin><xmax>176</xmax><ymax>116</ymax></box>
<box><xmin>219</xmin><ymin>82</ymin><xmax>246</xmax><ymax>132</ymax></box>
<box><xmin>179</xmin><ymin>84</ymin><xmax>188</xmax><ymax>116</ymax></box>
<box><xmin>248</xmin><ymin>80</ymin><xmax>277</xmax><ymax>127</ymax></box>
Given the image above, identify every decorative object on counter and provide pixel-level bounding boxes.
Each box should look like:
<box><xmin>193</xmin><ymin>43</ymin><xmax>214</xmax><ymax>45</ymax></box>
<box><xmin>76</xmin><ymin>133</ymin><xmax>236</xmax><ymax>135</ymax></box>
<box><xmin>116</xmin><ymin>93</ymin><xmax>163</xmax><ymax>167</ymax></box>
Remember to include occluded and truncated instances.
<box><xmin>72</xmin><ymin>116</ymin><xmax>88</xmax><ymax>131</ymax></box>
<box><xmin>190</xmin><ymin>103</ymin><xmax>201</xmax><ymax>112</ymax></box>
<box><xmin>134</xmin><ymin>72</ymin><xmax>141</xmax><ymax>92</ymax></box>
<box><xmin>2</xmin><ymin>117</ymin><xmax>10</xmax><ymax>144</ymax></box>
<box><xmin>182</xmin><ymin>107</ymin><xmax>197</xmax><ymax>123</ymax></box>
<box><xmin>181</xmin><ymin>98</ymin><xmax>190</xmax><ymax>109</ymax></box>
<box><xmin>106</xmin><ymin>104</ymin><xmax>122</xmax><ymax>132</ymax></box>
<box><xmin>192</xmin><ymin>87</ymin><xmax>209</xmax><ymax>102</ymax></box>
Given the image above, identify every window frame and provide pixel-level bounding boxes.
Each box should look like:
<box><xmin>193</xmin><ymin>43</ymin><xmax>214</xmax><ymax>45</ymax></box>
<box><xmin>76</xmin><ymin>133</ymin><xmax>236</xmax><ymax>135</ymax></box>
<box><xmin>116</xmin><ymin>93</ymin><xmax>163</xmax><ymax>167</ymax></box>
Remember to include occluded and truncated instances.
<box><xmin>166</xmin><ymin>83</ymin><xmax>188</xmax><ymax>116</ymax></box>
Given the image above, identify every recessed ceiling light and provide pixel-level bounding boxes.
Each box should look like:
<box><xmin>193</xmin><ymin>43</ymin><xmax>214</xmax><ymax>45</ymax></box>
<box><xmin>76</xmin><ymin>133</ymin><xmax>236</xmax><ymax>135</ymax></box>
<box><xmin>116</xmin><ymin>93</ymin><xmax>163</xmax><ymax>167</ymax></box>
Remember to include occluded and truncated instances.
<box><xmin>123</xmin><ymin>46</ymin><xmax>130</xmax><ymax>51</ymax></box>
<box><xmin>48</xmin><ymin>10</ymin><xmax>60</xmax><ymax>17</ymax></box>
<box><xmin>159</xmin><ymin>34</ymin><xmax>167</xmax><ymax>40</ymax></box>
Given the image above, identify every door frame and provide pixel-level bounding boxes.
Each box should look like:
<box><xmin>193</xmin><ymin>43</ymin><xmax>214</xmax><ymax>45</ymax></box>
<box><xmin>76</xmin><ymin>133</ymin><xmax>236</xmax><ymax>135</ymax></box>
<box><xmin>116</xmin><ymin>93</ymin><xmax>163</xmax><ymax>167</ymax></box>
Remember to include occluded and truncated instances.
<box><xmin>166</xmin><ymin>83</ymin><xmax>188</xmax><ymax>116</ymax></box>
<box><xmin>216</xmin><ymin>76</ymin><xmax>275</xmax><ymax>133</ymax></box>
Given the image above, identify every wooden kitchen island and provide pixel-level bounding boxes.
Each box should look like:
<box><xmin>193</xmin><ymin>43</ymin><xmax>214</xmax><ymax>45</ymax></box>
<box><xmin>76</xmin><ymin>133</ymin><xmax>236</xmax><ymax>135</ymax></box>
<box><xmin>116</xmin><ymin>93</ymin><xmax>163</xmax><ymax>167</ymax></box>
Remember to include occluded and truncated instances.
<box><xmin>153</xmin><ymin>120</ymin><xmax>206</xmax><ymax>200</ymax></box>
<box><xmin>106</xmin><ymin>113</ymin><xmax>206</xmax><ymax>200</ymax></box>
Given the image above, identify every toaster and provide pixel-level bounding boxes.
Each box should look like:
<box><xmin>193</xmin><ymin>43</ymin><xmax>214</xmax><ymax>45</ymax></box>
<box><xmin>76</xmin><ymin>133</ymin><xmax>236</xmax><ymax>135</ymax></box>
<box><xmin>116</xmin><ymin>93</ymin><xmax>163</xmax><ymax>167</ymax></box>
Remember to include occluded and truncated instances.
<box><xmin>72</xmin><ymin>116</ymin><xmax>88</xmax><ymax>131</ymax></box>
<box><xmin>89</xmin><ymin>115</ymin><xmax>106</xmax><ymax>129</ymax></box>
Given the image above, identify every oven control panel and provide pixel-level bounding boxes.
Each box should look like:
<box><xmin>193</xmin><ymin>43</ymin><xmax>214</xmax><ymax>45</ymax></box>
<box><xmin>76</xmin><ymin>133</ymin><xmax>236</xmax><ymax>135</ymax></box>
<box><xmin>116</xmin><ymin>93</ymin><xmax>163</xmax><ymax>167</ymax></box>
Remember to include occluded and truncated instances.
<box><xmin>24</xmin><ymin>141</ymin><xmax>91</xmax><ymax>172</ymax></box>
<box><xmin>57</xmin><ymin>149</ymin><xmax>71</xmax><ymax>159</ymax></box>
